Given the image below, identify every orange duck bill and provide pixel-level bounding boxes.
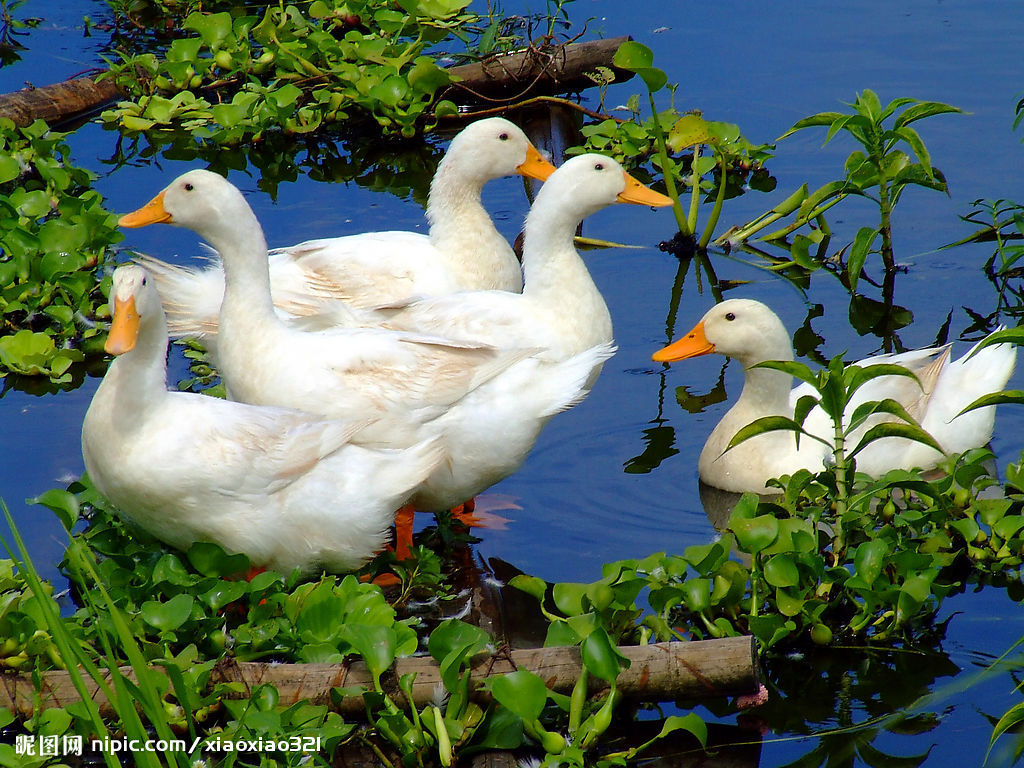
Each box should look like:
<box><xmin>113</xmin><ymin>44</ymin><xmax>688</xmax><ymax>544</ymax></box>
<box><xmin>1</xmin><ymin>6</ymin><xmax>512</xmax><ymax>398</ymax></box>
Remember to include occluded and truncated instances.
<box><xmin>652</xmin><ymin>320</ymin><xmax>715</xmax><ymax>362</ymax></box>
<box><xmin>517</xmin><ymin>145</ymin><xmax>558</xmax><ymax>181</ymax></box>
<box><xmin>118</xmin><ymin>191</ymin><xmax>172</xmax><ymax>228</ymax></box>
<box><xmin>105</xmin><ymin>295</ymin><xmax>141</xmax><ymax>355</ymax></box>
<box><xmin>617</xmin><ymin>171</ymin><xmax>673</xmax><ymax>207</ymax></box>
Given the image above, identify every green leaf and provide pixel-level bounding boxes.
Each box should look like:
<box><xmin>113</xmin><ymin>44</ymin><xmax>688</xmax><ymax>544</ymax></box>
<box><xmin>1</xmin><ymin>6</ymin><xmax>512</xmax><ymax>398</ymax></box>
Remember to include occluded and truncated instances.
<box><xmin>186</xmin><ymin>541</ymin><xmax>250</xmax><ymax>577</ymax></box>
<box><xmin>183</xmin><ymin>11</ymin><xmax>234</xmax><ymax>48</ymax></box>
<box><xmin>853</xmin><ymin>540</ymin><xmax>888</xmax><ymax>585</ymax></box>
<box><xmin>847</xmin><ymin>226</ymin><xmax>878</xmax><ymax>292</ymax></box>
<box><xmin>140</xmin><ymin>593</ymin><xmax>194</xmax><ymax>632</ymax></box>
<box><xmin>552</xmin><ymin>582</ymin><xmax>588</xmax><ymax>616</ymax></box>
<box><xmin>667</xmin><ymin>114</ymin><xmax>712</xmax><ymax>152</ymax></box>
<box><xmin>988</xmin><ymin>702</ymin><xmax>1024</xmax><ymax>757</ymax></box>
<box><xmin>681</xmin><ymin>578</ymin><xmax>712</xmax><ymax>612</ymax></box>
<box><xmin>199</xmin><ymin>580</ymin><xmax>248</xmax><ymax>611</ymax></box>
<box><xmin>777</xmin><ymin>111</ymin><xmax>847</xmax><ymax>141</ymax></box>
<box><xmin>510</xmin><ymin>574</ymin><xmax>547</xmax><ymax>603</ymax></box>
<box><xmin>428</xmin><ymin>619</ymin><xmax>489</xmax><ymax>664</ymax></box>
<box><xmin>341</xmin><ymin>624</ymin><xmax>397</xmax><ymax>680</ymax></box>
<box><xmin>847</xmin><ymin>397</ymin><xmax>921</xmax><ymax>435</ymax></box>
<box><xmin>471</xmin><ymin>705</ymin><xmax>524</xmax><ymax>750</ymax></box>
<box><xmin>655</xmin><ymin>713</ymin><xmax>707</xmax><ymax>746</ymax></box>
<box><xmin>407</xmin><ymin>58</ymin><xmax>450</xmax><ymax>95</ymax></box>
<box><xmin>271</xmin><ymin>83</ymin><xmax>304</xmax><ymax>109</ymax></box>
<box><xmin>844</xmin><ymin>362</ymin><xmax>921</xmax><ymax>401</ymax></box>
<box><xmin>581</xmin><ymin>627</ymin><xmax>626</xmax><ymax>683</ymax></box>
<box><xmin>958</xmin><ymin>390</ymin><xmax>1024</xmax><ymax>416</ymax></box>
<box><xmin>848</xmin><ymin>421</ymin><xmax>944</xmax><ymax>460</ymax></box>
<box><xmin>763</xmin><ymin>554</ymin><xmax>800</xmax><ymax>588</ymax></box>
<box><xmin>0</xmin><ymin>154</ymin><xmax>21</xmax><ymax>183</ymax></box>
<box><xmin>892</xmin><ymin>100</ymin><xmax>963</xmax><ymax>129</ymax></box>
<box><xmin>28</xmin><ymin>489</ymin><xmax>79</xmax><ymax>530</ymax></box>
<box><xmin>891</xmin><ymin>125</ymin><xmax>932</xmax><ymax>176</ymax></box>
<box><xmin>486</xmin><ymin>669</ymin><xmax>548</xmax><ymax>721</ymax></box>
<box><xmin>730</xmin><ymin>513</ymin><xmax>779</xmax><ymax>554</ymax></box>
<box><xmin>611</xmin><ymin>41</ymin><xmax>667</xmax><ymax>92</ymax></box>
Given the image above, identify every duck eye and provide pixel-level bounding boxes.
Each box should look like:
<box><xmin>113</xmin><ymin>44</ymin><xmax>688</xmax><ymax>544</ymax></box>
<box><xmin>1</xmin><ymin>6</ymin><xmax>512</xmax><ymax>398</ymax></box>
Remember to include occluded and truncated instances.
<box><xmin>594</xmin><ymin>162</ymin><xmax>604</xmax><ymax>171</ymax></box>
<box><xmin>498</xmin><ymin>132</ymin><xmax>509</xmax><ymax>141</ymax></box>
<box><xmin>725</xmin><ymin>312</ymin><xmax>736</xmax><ymax>321</ymax></box>
<box><xmin>184</xmin><ymin>182</ymin><xmax>194</xmax><ymax>191</ymax></box>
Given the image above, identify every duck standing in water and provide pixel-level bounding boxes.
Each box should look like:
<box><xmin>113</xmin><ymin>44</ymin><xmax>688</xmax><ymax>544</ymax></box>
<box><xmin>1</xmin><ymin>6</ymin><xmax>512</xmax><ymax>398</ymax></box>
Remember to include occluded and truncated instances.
<box><xmin>81</xmin><ymin>265</ymin><xmax>445</xmax><ymax>574</ymax></box>
<box><xmin>653</xmin><ymin>298</ymin><xmax>1017</xmax><ymax>493</ymax></box>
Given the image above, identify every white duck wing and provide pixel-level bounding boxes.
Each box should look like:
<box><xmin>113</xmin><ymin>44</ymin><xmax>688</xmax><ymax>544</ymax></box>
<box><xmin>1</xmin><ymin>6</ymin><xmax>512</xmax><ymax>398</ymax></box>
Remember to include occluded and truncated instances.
<box><xmin>274</xmin><ymin>232</ymin><xmax>458</xmax><ymax>308</ymax></box>
<box><xmin>374</xmin><ymin>291</ymin><xmax>538</xmax><ymax>349</ymax></box>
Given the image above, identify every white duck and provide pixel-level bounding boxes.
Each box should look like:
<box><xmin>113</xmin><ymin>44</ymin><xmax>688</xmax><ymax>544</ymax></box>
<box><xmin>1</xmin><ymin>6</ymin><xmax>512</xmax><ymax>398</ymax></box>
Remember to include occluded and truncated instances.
<box><xmin>118</xmin><ymin>169</ymin><xmax>535</xmax><ymax>452</ymax></box>
<box><xmin>135</xmin><ymin>117</ymin><xmax>556</xmax><ymax>353</ymax></box>
<box><xmin>653</xmin><ymin>299</ymin><xmax>1017</xmax><ymax>494</ymax></box>
<box><xmin>365</xmin><ymin>153</ymin><xmax>673</xmax><ymax>511</ymax></box>
<box><xmin>372</xmin><ymin>153</ymin><xmax>673</xmax><ymax>364</ymax></box>
<box><xmin>81</xmin><ymin>265</ymin><xmax>445</xmax><ymax>575</ymax></box>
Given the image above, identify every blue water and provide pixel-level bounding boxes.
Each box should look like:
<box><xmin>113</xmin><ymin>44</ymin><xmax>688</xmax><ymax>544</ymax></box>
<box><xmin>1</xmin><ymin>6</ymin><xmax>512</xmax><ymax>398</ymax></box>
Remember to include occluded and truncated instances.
<box><xmin>3</xmin><ymin>0</ymin><xmax>1024</xmax><ymax>764</ymax></box>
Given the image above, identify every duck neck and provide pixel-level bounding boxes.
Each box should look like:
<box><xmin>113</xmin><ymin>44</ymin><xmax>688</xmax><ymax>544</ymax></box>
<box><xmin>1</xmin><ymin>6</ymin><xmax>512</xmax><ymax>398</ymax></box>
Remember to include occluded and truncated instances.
<box><xmin>519</xmin><ymin>199</ymin><xmax>612</xmax><ymax>349</ymax></box>
<box><xmin>731</xmin><ymin>346</ymin><xmax>796</xmax><ymax>420</ymax></box>
<box><xmin>99</xmin><ymin>311</ymin><xmax>170</xmax><ymax>415</ymax></box>
<box><xmin>427</xmin><ymin>155</ymin><xmax>519</xmax><ymax>290</ymax></box>
<box><xmin>208</xmin><ymin>206</ymin><xmax>280</xmax><ymax>334</ymax></box>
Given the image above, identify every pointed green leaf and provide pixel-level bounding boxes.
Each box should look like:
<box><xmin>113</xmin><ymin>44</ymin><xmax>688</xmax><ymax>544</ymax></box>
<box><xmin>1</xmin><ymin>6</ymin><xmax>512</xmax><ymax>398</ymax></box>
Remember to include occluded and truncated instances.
<box><xmin>988</xmin><ymin>702</ymin><xmax>1024</xmax><ymax>757</ymax></box>
<box><xmin>845</xmin><ymin>362</ymin><xmax>920</xmax><ymax>400</ymax></box>
<box><xmin>847</xmin><ymin>397</ymin><xmax>922</xmax><ymax>435</ymax></box>
<box><xmin>965</xmin><ymin>327</ymin><xmax>1024</xmax><ymax>358</ymax></box>
<box><xmin>892</xmin><ymin>101</ymin><xmax>964</xmax><ymax>129</ymax></box>
<box><xmin>752</xmin><ymin>359</ymin><xmax>820</xmax><ymax>389</ymax></box>
<box><xmin>958</xmin><ymin>390</ymin><xmax>1024</xmax><ymax>416</ymax></box>
<box><xmin>890</xmin><ymin>125</ymin><xmax>932</xmax><ymax>176</ymax></box>
<box><xmin>777</xmin><ymin>112</ymin><xmax>847</xmax><ymax>141</ymax></box>
<box><xmin>726</xmin><ymin>416</ymin><xmax>799</xmax><ymax>451</ymax></box>
<box><xmin>877</xmin><ymin>96</ymin><xmax>919</xmax><ymax>122</ymax></box>
<box><xmin>855</xmin><ymin>89</ymin><xmax>882</xmax><ymax>120</ymax></box>
<box><xmin>847</xmin><ymin>226</ymin><xmax>878</xmax><ymax>292</ymax></box>
<box><xmin>848</xmin><ymin>421</ymin><xmax>944</xmax><ymax>460</ymax></box>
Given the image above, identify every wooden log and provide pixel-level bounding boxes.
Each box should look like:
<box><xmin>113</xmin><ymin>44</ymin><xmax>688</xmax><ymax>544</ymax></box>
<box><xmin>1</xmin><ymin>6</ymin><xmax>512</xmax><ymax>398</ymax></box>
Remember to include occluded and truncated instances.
<box><xmin>0</xmin><ymin>637</ymin><xmax>758</xmax><ymax>718</ymax></box>
<box><xmin>0</xmin><ymin>75</ymin><xmax>120</xmax><ymax>128</ymax></box>
<box><xmin>442</xmin><ymin>36</ymin><xmax>634</xmax><ymax>100</ymax></box>
<box><xmin>0</xmin><ymin>36</ymin><xmax>633</xmax><ymax>129</ymax></box>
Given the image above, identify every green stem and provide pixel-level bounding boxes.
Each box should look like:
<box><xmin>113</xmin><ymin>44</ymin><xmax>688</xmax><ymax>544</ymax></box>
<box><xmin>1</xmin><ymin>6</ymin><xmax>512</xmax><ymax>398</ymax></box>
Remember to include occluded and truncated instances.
<box><xmin>878</xmin><ymin>176</ymin><xmax>895</xmax><ymax>272</ymax></box>
<box><xmin>749</xmin><ymin>555</ymin><xmax>761</xmax><ymax>618</ymax></box>
<box><xmin>647</xmin><ymin>91</ymin><xmax>691</xmax><ymax>235</ymax></box>
<box><xmin>757</xmin><ymin>194</ymin><xmax>847</xmax><ymax>242</ymax></box>
<box><xmin>833</xmin><ymin>421</ymin><xmax>849</xmax><ymax>524</ymax></box>
<box><xmin>687</xmin><ymin>144</ymin><xmax>702</xmax><ymax>234</ymax></box>
<box><xmin>698</xmin><ymin>151</ymin><xmax>728</xmax><ymax>249</ymax></box>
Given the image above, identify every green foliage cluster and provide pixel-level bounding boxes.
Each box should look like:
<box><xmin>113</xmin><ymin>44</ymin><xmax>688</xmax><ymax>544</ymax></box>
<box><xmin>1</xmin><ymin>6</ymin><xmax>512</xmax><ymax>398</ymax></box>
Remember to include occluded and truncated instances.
<box><xmin>573</xmin><ymin>41</ymin><xmax>775</xmax><ymax>251</ymax></box>
<box><xmin>0</xmin><ymin>119</ymin><xmax>120</xmax><ymax>383</ymax></box>
<box><xmin>1</xmin><ymin>482</ymin><xmax>708</xmax><ymax>767</ymax></box>
<box><xmin>103</xmin><ymin>0</ymin><xmax>476</xmax><ymax>141</ymax></box>
<box><xmin>560</xmin><ymin>446</ymin><xmax>1024</xmax><ymax>653</ymax></box>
